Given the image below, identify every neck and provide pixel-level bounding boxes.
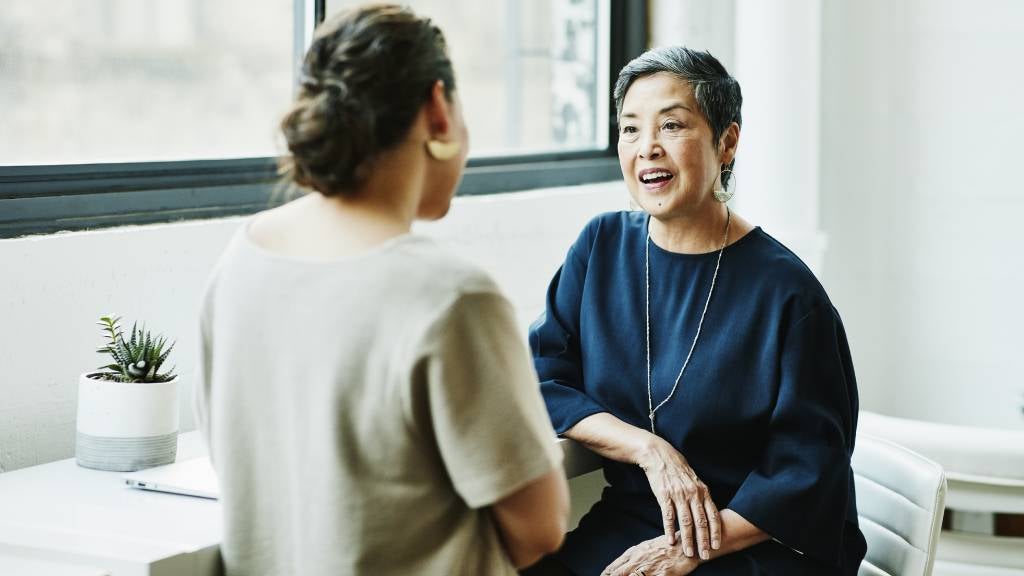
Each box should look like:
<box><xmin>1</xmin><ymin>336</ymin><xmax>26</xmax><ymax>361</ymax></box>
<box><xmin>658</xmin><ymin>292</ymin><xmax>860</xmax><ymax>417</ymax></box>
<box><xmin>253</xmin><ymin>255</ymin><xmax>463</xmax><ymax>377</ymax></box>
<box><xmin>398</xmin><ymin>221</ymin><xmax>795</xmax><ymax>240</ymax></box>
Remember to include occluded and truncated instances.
<box><xmin>648</xmin><ymin>203</ymin><xmax>731</xmax><ymax>254</ymax></box>
<box><xmin>320</xmin><ymin>143</ymin><xmax>427</xmax><ymax>235</ymax></box>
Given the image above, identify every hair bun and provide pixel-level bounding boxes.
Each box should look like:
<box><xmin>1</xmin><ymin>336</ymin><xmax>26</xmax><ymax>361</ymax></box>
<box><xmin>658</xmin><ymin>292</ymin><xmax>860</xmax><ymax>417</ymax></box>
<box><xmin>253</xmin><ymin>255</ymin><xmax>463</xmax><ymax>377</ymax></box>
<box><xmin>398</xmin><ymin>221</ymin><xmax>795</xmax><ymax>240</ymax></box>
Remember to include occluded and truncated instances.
<box><xmin>280</xmin><ymin>85</ymin><xmax>373</xmax><ymax>194</ymax></box>
<box><xmin>278</xmin><ymin>5</ymin><xmax>456</xmax><ymax>197</ymax></box>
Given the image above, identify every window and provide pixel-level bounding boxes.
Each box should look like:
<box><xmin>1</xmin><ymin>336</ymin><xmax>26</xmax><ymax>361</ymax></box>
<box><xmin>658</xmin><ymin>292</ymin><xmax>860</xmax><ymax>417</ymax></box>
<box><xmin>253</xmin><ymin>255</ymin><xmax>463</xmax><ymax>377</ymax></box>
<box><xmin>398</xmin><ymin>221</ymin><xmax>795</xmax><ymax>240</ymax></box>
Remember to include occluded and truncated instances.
<box><xmin>327</xmin><ymin>0</ymin><xmax>609</xmax><ymax>158</ymax></box>
<box><xmin>0</xmin><ymin>0</ymin><xmax>645</xmax><ymax>238</ymax></box>
<box><xmin>0</xmin><ymin>0</ymin><xmax>294</xmax><ymax>165</ymax></box>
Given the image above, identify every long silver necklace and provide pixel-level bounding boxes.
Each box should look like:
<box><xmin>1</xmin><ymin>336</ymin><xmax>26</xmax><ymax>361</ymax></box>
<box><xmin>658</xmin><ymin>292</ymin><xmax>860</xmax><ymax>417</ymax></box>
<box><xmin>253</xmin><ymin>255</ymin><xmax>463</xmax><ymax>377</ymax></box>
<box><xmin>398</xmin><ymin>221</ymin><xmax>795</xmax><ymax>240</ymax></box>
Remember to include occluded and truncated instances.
<box><xmin>645</xmin><ymin>208</ymin><xmax>731</xmax><ymax>433</ymax></box>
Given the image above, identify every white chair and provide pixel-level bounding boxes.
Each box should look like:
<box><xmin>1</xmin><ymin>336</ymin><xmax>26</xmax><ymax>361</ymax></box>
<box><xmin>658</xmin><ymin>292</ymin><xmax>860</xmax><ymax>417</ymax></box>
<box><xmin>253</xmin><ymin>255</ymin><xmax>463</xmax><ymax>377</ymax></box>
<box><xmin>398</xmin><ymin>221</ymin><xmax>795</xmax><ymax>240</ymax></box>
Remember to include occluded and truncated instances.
<box><xmin>859</xmin><ymin>411</ymin><xmax>1024</xmax><ymax>575</ymax></box>
<box><xmin>854</xmin><ymin>433</ymin><xmax>948</xmax><ymax>576</ymax></box>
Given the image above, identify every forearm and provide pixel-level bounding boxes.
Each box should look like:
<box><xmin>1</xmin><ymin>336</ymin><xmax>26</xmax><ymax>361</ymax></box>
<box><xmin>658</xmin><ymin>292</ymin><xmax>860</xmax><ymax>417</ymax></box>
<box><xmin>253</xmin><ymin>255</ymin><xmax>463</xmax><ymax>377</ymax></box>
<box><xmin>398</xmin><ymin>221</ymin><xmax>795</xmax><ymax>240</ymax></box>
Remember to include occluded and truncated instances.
<box><xmin>567</xmin><ymin>414</ymin><xmax>769</xmax><ymax>563</ymax></box>
<box><xmin>705</xmin><ymin>509</ymin><xmax>769</xmax><ymax>560</ymax></box>
<box><xmin>563</xmin><ymin>412</ymin><xmax>657</xmax><ymax>465</ymax></box>
<box><xmin>492</xmin><ymin>467</ymin><xmax>570</xmax><ymax>568</ymax></box>
<box><xmin>604</xmin><ymin>510</ymin><xmax>770</xmax><ymax>576</ymax></box>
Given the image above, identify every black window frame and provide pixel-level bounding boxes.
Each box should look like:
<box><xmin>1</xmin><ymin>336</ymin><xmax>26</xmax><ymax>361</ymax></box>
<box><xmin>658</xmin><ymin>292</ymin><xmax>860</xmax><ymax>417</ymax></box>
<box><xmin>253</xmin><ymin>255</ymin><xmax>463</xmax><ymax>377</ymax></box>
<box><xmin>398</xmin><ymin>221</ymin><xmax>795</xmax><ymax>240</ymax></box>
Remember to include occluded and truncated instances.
<box><xmin>0</xmin><ymin>0</ymin><xmax>646</xmax><ymax>239</ymax></box>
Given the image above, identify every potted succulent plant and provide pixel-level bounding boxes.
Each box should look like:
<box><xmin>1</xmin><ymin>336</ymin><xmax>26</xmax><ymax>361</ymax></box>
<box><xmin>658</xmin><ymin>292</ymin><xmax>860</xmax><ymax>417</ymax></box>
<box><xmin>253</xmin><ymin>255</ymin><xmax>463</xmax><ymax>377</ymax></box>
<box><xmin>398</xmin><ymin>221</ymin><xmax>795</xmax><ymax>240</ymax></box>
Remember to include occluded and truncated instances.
<box><xmin>75</xmin><ymin>315</ymin><xmax>180</xmax><ymax>472</ymax></box>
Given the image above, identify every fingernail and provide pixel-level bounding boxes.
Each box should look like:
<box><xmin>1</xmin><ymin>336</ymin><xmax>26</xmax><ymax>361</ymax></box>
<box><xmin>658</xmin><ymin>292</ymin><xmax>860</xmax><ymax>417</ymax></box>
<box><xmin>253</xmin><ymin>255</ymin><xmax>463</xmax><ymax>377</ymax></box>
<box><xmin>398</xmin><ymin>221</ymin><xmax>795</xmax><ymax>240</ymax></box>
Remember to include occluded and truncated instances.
<box><xmin>712</xmin><ymin>539</ymin><xmax>720</xmax><ymax>549</ymax></box>
<box><xmin>685</xmin><ymin>547</ymin><xmax>693</xmax><ymax>557</ymax></box>
<box><xmin>701</xmin><ymin>549</ymin><xmax>710</xmax><ymax>560</ymax></box>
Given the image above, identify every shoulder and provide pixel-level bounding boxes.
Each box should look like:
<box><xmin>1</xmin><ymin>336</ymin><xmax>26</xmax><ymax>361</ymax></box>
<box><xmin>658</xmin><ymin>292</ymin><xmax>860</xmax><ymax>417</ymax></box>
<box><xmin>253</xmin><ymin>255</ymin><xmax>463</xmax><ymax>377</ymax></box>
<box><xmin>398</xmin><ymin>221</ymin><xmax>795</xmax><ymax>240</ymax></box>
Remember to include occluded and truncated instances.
<box><xmin>391</xmin><ymin>236</ymin><xmax>504</xmax><ymax>303</ymax></box>
<box><xmin>580</xmin><ymin>210</ymin><xmax>645</xmax><ymax>239</ymax></box>
<box><xmin>570</xmin><ymin>210</ymin><xmax>645</xmax><ymax>258</ymax></box>
<box><xmin>739</xmin><ymin>228</ymin><xmax>835</xmax><ymax>318</ymax></box>
<box><xmin>199</xmin><ymin>221</ymin><xmax>249</xmax><ymax>299</ymax></box>
<box><xmin>396</xmin><ymin>240</ymin><xmax>523</xmax><ymax>357</ymax></box>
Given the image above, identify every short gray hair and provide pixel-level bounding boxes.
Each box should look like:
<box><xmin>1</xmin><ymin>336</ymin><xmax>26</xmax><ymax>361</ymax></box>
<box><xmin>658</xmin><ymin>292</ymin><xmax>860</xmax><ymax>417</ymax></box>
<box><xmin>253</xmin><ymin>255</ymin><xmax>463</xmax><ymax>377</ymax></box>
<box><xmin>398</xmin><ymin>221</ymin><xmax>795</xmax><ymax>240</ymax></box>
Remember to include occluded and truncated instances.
<box><xmin>613</xmin><ymin>46</ymin><xmax>742</xmax><ymax>184</ymax></box>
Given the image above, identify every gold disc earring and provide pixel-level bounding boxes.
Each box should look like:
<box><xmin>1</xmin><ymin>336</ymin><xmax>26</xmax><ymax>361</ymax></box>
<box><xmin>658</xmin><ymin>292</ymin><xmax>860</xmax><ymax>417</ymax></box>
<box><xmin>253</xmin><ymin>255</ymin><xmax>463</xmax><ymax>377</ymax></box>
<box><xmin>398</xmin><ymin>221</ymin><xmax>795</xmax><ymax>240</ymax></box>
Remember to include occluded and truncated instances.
<box><xmin>426</xmin><ymin>139</ymin><xmax>461</xmax><ymax>161</ymax></box>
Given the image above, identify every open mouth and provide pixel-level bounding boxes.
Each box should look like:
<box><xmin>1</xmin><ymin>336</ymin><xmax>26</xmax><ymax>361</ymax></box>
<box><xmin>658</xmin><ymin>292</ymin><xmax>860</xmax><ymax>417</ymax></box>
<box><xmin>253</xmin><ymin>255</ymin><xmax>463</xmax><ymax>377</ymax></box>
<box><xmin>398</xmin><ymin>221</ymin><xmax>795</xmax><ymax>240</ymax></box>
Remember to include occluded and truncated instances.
<box><xmin>638</xmin><ymin>169</ymin><xmax>674</xmax><ymax>186</ymax></box>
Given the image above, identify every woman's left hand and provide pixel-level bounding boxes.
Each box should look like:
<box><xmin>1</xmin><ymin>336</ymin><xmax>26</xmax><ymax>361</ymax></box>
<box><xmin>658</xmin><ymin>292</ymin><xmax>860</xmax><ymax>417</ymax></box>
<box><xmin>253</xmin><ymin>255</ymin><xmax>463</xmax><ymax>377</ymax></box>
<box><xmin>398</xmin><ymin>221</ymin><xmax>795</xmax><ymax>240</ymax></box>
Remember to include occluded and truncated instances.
<box><xmin>601</xmin><ymin>535</ymin><xmax>700</xmax><ymax>576</ymax></box>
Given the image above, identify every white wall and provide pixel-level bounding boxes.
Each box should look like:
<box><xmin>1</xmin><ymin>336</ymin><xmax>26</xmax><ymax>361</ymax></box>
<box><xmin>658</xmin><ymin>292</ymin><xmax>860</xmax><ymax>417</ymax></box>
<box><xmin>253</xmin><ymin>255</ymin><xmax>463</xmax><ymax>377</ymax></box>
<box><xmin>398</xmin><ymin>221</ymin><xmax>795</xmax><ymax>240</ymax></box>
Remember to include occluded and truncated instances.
<box><xmin>820</xmin><ymin>0</ymin><xmax>1024</xmax><ymax>428</ymax></box>
<box><xmin>0</xmin><ymin>182</ymin><xmax>628</xmax><ymax>473</ymax></box>
<box><xmin>649</xmin><ymin>0</ymin><xmax>829</xmax><ymax>273</ymax></box>
<box><xmin>649</xmin><ymin>0</ymin><xmax>735</xmax><ymax>70</ymax></box>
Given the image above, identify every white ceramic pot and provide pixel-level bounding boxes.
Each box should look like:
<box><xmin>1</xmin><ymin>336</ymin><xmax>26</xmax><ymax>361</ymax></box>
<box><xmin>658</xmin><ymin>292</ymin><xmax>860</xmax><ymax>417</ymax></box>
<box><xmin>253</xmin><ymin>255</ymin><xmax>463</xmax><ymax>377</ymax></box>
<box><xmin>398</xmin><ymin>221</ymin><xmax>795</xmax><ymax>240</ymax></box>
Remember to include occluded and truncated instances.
<box><xmin>75</xmin><ymin>373</ymin><xmax>179</xmax><ymax>472</ymax></box>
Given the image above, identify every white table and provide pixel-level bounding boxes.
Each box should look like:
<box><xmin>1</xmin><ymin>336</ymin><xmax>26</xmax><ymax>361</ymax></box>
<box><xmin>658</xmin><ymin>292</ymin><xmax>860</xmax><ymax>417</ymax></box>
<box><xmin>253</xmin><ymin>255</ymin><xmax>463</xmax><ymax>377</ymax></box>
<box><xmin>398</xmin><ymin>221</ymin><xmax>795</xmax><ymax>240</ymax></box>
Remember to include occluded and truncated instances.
<box><xmin>0</xmin><ymin>432</ymin><xmax>602</xmax><ymax>576</ymax></box>
<box><xmin>0</xmin><ymin>432</ymin><xmax>221</xmax><ymax>576</ymax></box>
<box><xmin>0</xmin><ymin>554</ymin><xmax>110</xmax><ymax>576</ymax></box>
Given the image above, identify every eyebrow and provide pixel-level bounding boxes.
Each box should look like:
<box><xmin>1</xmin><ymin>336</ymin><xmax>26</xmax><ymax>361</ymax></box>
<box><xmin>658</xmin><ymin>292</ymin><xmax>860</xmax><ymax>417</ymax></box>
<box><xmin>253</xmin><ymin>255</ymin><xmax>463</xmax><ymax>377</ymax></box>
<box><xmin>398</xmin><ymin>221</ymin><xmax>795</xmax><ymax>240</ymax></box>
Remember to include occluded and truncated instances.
<box><xmin>620</xmin><ymin>103</ymin><xmax>693</xmax><ymax>118</ymax></box>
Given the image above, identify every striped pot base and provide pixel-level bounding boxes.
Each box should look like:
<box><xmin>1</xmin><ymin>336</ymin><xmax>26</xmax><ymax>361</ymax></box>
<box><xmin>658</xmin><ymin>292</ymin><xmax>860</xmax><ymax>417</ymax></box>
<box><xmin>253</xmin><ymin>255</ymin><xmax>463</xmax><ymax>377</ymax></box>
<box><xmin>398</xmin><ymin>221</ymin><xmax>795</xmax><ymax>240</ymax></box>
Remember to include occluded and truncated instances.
<box><xmin>76</xmin><ymin>431</ymin><xmax>178</xmax><ymax>472</ymax></box>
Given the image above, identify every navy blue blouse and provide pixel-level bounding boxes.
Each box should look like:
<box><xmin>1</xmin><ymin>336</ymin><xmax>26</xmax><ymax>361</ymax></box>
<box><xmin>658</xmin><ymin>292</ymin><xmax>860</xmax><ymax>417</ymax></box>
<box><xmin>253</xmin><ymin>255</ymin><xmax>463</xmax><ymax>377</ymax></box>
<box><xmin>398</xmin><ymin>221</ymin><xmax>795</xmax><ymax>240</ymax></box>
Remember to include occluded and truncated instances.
<box><xmin>530</xmin><ymin>211</ymin><xmax>867</xmax><ymax>575</ymax></box>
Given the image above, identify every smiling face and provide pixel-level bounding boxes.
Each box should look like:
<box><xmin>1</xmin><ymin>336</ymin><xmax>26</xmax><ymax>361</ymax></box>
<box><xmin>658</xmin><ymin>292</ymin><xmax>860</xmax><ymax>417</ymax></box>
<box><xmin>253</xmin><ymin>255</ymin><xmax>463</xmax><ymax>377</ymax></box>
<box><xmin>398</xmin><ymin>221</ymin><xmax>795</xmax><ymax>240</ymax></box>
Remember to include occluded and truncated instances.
<box><xmin>618</xmin><ymin>72</ymin><xmax>732</xmax><ymax>220</ymax></box>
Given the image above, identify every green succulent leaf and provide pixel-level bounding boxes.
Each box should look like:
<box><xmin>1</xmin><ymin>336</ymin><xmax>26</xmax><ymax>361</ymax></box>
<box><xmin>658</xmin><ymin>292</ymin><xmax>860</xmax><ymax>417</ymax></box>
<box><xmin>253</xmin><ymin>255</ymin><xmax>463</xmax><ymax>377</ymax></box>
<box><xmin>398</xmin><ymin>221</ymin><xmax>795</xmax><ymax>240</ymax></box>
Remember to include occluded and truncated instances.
<box><xmin>116</xmin><ymin>335</ymin><xmax>132</xmax><ymax>365</ymax></box>
<box><xmin>154</xmin><ymin>343</ymin><xmax>174</xmax><ymax>374</ymax></box>
<box><xmin>94</xmin><ymin>315</ymin><xmax>176</xmax><ymax>383</ymax></box>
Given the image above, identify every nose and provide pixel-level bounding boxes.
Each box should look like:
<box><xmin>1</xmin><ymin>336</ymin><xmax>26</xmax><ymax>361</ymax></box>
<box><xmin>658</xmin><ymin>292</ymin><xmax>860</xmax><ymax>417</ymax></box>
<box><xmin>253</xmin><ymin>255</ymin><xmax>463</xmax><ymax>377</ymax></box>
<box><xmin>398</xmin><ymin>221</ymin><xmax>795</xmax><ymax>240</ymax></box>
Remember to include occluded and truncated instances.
<box><xmin>638</xmin><ymin>132</ymin><xmax>663</xmax><ymax>160</ymax></box>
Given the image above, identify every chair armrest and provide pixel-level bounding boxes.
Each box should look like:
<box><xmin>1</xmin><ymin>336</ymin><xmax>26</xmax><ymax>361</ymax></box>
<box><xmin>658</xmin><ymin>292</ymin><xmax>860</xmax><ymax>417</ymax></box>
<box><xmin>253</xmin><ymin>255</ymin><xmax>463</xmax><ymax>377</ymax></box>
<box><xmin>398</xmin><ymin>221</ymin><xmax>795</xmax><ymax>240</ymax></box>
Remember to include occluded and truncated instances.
<box><xmin>558</xmin><ymin>437</ymin><xmax>602</xmax><ymax>479</ymax></box>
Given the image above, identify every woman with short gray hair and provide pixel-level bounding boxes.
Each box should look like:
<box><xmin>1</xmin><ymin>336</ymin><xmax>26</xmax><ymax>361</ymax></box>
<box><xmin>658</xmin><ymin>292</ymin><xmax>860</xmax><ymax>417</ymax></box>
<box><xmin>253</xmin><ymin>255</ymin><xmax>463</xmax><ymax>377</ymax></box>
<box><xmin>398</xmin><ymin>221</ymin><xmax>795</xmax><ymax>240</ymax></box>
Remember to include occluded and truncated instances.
<box><xmin>526</xmin><ymin>46</ymin><xmax>866</xmax><ymax>575</ymax></box>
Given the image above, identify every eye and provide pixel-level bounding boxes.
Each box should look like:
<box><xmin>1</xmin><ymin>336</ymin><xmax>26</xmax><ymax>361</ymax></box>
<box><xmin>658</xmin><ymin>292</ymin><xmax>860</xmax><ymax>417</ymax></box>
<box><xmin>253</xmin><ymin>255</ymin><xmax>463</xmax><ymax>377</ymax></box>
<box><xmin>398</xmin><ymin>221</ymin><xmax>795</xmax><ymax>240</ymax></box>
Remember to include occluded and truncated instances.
<box><xmin>662</xmin><ymin>120</ymin><xmax>684</xmax><ymax>131</ymax></box>
<box><xmin>620</xmin><ymin>125</ymin><xmax>638</xmax><ymax>134</ymax></box>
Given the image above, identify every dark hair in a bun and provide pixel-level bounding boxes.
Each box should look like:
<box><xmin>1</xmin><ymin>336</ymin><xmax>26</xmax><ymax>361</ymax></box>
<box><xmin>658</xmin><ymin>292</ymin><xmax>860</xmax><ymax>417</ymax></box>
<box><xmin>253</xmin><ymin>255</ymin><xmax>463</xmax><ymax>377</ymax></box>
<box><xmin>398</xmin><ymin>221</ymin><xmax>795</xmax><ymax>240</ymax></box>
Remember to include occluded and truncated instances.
<box><xmin>279</xmin><ymin>4</ymin><xmax>455</xmax><ymax>197</ymax></box>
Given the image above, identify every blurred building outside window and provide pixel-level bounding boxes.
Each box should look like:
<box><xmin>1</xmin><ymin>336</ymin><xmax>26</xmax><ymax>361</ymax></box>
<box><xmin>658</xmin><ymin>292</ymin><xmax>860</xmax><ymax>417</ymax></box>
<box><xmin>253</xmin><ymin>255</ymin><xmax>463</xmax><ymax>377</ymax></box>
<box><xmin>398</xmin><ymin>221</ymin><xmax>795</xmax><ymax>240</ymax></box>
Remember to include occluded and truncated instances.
<box><xmin>0</xmin><ymin>0</ymin><xmax>609</xmax><ymax>166</ymax></box>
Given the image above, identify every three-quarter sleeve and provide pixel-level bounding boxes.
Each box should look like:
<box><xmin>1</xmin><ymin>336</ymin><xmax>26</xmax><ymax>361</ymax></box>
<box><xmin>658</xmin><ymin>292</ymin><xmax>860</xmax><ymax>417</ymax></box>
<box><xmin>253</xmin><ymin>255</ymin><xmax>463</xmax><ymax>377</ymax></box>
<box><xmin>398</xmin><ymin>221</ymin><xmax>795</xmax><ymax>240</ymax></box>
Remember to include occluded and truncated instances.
<box><xmin>529</xmin><ymin>223</ymin><xmax>607</xmax><ymax>435</ymax></box>
<box><xmin>417</xmin><ymin>290</ymin><xmax>563</xmax><ymax>509</ymax></box>
<box><xmin>727</xmin><ymin>303</ymin><xmax>859</xmax><ymax>567</ymax></box>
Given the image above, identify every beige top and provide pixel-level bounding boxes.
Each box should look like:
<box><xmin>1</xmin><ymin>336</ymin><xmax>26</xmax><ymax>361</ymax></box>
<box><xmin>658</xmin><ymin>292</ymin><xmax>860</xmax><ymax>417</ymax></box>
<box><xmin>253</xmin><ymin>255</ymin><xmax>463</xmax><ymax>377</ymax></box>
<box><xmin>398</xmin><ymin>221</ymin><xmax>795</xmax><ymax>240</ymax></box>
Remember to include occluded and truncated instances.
<box><xmin>194</xmin><ymin>224</ymin><xmax>562</xmax><ymax>576</ymax></box>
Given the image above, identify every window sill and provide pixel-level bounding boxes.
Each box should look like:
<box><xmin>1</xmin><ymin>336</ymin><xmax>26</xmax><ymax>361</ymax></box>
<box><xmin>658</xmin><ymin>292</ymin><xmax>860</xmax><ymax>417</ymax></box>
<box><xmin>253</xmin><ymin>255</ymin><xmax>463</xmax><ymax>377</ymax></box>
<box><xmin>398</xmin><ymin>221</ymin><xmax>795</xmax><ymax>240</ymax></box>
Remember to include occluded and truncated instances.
<box><xmin>0</xmin><ymin>156</ymin><xmax>620</xmax><ymax>238</ymax></box>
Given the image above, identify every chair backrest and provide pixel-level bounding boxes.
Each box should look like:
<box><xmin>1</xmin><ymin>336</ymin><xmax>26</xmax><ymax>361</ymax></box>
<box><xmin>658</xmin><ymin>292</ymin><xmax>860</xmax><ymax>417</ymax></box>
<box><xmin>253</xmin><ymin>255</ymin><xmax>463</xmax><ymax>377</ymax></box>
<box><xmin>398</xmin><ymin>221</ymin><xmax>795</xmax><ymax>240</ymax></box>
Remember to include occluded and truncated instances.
<box><xmin>853</xmin><ymin>433</ymin><xmax>947</xmax><ymax>576</ymax></box>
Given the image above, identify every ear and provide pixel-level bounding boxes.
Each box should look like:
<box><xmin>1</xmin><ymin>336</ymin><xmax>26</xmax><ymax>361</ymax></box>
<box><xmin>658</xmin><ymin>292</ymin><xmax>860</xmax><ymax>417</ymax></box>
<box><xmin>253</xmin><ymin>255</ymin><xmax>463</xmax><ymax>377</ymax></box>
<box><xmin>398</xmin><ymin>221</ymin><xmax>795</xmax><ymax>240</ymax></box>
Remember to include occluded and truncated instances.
<box><xmin>423</xmin><ymin>80</ymin><xmax>453</xmax><ymax>138</ymax></box>
<box><xmin>718</xmin><ymin>122</ymin><xmax>740</xmax><ymax>165</ymax></box>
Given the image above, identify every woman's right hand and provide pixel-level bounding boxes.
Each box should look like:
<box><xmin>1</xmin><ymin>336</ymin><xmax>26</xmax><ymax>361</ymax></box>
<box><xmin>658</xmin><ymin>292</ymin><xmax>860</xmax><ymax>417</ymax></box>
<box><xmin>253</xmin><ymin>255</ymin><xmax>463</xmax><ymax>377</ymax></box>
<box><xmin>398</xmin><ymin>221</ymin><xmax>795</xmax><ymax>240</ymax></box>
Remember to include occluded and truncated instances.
<box><xmin>635</xmin><ymin>435</ymin><xmax>721</xmax><ymax>561</ymax></box>
<box><xmin>562</xmin><ymin>413</ymin><xmax>722</xmax><ymax>560</ymax></box>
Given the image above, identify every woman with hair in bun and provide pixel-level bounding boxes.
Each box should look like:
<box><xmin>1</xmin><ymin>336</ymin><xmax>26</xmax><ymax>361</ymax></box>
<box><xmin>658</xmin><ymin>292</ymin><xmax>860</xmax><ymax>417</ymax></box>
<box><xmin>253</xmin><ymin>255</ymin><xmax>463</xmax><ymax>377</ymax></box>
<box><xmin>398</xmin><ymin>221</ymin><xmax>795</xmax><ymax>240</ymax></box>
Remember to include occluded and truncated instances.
<box><xmin>193</xmin><ymin>5</ymin><xmax>568</xmax><ymax>575</ymax></box>
<box><xmin>527</xmin><ymin>46</ymin><xmax>866</xmax><ymax>575</ymax></box>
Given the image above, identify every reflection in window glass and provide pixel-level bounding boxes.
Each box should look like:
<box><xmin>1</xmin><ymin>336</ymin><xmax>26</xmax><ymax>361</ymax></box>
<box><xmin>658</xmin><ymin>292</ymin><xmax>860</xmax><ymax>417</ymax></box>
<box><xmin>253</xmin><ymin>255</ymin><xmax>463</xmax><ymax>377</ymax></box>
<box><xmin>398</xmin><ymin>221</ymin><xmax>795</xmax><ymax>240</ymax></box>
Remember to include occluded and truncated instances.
<box><xmin>0</xmin><ymin>0</ymin><xmax>293</xmax><ymax>165</ymax></box>
<box><xmin>326</xmin><ymin>0</ymin><xmax>609</xmax><ymax>157</ymax></box>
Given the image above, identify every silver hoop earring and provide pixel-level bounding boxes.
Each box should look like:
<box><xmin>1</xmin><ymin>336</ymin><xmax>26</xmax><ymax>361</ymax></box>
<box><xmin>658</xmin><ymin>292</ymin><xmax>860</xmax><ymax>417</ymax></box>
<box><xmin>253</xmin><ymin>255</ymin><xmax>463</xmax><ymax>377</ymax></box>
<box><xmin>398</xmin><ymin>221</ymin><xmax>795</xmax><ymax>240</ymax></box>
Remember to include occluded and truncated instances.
<box><xmin>713</xmin><ymin>168</ymin><xmax>736</xmax><ymax>203</ymax></box>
